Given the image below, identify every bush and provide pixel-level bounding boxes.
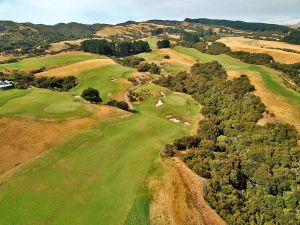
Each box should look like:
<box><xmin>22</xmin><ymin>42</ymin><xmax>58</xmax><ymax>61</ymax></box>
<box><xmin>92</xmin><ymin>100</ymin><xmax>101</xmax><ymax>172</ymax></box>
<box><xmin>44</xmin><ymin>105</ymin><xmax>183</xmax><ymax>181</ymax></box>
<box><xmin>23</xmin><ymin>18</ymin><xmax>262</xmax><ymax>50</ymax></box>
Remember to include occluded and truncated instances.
<box><xmin>205</xmin><ymin>42</ymin><xmax>230</xmax><ymax>55</ymax></box>
<box><xmin>116</xmin><ymin>56</ymin><xmax>145</xmax><ymax>68</ymax></box>
<box><xmin>156</xmin><ymin>39</ymin><xmax>170</xmax><ymax>49</ymax></box>
<box><xmin>82</xmin><ymin>87</ymin><xmax>102</xmax><ymax>103</ymax></box>
<box><xmin>137</xmin><ymin>62</ymin><xmax>161</xmax><ymax>74</ymax></box>
<box><xmin>107</xmin><ymin>99</ymin><xmax>129</xmax><ymax>111</ymax></box>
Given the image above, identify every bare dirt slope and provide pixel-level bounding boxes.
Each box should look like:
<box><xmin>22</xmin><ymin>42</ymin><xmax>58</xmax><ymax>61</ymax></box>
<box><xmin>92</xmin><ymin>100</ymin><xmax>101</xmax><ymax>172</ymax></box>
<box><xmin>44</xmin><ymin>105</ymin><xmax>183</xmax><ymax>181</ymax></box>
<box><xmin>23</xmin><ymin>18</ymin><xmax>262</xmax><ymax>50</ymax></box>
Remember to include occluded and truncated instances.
<box><xmin>36</xmin><ymin>59</ymin><xmax>116</xmax><ymax>77</ymax></box>
<box><xmin>219</xmin><ymin>37</ymin><xmax>300</xmax><ymax>64</ymax></box>
<box><xmin>150</xmin><ymin>157</ymin><xmax>226</xmax><ymax>225</ymax></box>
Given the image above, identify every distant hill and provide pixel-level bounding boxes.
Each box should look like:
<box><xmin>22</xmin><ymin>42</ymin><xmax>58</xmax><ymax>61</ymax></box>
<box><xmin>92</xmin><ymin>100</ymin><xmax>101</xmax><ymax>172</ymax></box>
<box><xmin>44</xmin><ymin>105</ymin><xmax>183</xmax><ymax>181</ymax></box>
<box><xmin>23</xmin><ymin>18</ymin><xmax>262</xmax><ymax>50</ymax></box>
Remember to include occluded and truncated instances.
<box><xmin>0</xmin><ymin>21</ymin><xmax>107</xmax><ymax>54</ymax></box>
<box><xmin>185</xmin><ymin>18</ymin><xmax>292</xmax><ymax>33</ymax></box>
<box><xmin>1</xmin><ymin>18</ymin><xmax>298</xmax><ymax>55</ymax></box>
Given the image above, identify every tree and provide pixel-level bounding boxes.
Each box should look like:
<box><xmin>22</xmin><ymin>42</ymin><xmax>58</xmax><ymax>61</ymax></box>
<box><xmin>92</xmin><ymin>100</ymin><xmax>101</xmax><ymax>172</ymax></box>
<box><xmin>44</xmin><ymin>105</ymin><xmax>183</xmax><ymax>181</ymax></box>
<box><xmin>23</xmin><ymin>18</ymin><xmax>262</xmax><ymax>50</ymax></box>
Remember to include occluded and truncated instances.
<box><xmin>81</xmin><ymin>87</ymin><xmax>102</xmax><ymax>103</ymax></box>
<box><xmin>156</xmin><ymin>39</ymin><xmax>170</xmax><ymax>49</ymax></box>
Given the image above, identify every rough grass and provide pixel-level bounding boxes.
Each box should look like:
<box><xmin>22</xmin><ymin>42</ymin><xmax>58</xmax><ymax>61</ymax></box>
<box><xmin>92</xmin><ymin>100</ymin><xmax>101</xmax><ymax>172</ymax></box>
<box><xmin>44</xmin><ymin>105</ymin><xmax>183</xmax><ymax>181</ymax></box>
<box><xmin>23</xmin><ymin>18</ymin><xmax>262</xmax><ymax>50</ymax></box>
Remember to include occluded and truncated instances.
<box><xmin>0</xmin><ymin>83</ymin><xmax>199</xmax><ymax>225</ymax></box>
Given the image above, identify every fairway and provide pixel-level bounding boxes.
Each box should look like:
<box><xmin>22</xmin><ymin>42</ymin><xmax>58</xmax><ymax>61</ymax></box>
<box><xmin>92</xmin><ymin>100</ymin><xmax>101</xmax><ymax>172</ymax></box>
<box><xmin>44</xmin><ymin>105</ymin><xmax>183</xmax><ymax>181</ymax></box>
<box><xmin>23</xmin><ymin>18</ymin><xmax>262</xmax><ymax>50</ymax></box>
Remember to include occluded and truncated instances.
<box><xmin>0</xmin><ymin>83</ymin><xmax>199</xmax><ymax>225</ymax></box>
<box><xmin>174</xmin><ymin>46</ymin><xmax>300</xmax><ymax>130</ymax></box>
<box><xmin>0</xmin><ymin>52</ymin><xmax>103</xmax><ymax>72</ymax></box>
<box><xmin>72</xmin><ymin>64</ymin><xmax>134</xmax><ymax>101</ymax></box>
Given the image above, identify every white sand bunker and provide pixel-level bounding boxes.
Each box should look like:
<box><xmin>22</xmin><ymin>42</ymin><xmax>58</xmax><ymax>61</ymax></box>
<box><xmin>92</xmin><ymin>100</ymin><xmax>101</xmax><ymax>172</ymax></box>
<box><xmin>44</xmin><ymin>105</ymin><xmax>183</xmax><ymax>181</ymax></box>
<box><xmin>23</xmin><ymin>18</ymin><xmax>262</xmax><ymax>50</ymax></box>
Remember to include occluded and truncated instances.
<box><xmin>169</xmin><ymin>118</ymin><xmax>181</xmax><ymax>123</ymax></box>
<box><xmin>160</xmin><ymin>92</ymin><xmax>166</xmax><ymax>98</ymax></box>
<box><xmin>74</xmin><ymin>95</ymin><xmax>81</xmax><ymax>99</ymax></box>
<box><xmin>184</xmin><ymin>121</ymin><xmax>191</xmax><ymax>126</ymax></box>
<box><xmin>156</xmin><ymin>99</ymin><xmax>163</xmax><ymax>107</ymax></box>
<box><xmin>110</xmin><ymin>76</ymin><xmax>118</xmax><ymax>81</ymax></box>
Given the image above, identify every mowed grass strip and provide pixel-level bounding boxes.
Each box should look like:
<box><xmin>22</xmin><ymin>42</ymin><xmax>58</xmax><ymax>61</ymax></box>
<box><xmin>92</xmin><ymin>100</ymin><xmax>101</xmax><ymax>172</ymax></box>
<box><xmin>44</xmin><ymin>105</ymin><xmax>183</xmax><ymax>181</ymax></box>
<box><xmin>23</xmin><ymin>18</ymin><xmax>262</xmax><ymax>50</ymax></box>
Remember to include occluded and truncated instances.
<box><xmin>0</xmin><ymin>84</ymin><xmax>199</xmax><ymax>225</ymax></box>
<box><xmin>0</xmin><ymin>52</ymin><xmax>103</xmax><ymax>72</ymax></box>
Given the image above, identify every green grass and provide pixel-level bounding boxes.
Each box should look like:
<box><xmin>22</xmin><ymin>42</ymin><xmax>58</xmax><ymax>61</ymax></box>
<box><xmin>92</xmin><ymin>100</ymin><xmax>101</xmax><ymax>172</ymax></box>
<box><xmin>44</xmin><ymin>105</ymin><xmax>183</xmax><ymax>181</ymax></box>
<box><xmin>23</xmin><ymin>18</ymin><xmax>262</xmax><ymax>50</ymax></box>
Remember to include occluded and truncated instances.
<box><xmin>0</xmin><ymin>88</ymin><xmax>89</xmax><ymax>119</ymax></box>
<box><xmin>174</xmin><ymin>46</ymin><xmax>300</xmax><ymax>108</ymax></box>
<box><xmin>0</xmin><ymin>53</ymin><xmax>103</xmax><ymax>72</ymax></box>
<box><xmin>72</xmin><ymin>64</ymin><xmax>134</xmax><ymax>102</ymax></box>
<box><xmin>0</xmin><ymin>79</ymin><xmax>199</xmax><ymax>225</ymax></box>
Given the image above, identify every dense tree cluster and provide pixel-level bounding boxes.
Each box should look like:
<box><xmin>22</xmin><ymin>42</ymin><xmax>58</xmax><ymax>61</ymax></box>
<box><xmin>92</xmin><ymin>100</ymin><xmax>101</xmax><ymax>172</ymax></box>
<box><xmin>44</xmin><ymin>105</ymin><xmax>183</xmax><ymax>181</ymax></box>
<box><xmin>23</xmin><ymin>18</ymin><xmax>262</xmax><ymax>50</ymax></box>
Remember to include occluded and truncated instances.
<box><xmin>0</xmin><ymin>72</ymin><xmax>77</xmax><ymax>91</ymax></box>
<box><xmin>156</xmin><ymin>61</ymin><xmax>299</xmax><ymax>225</ymax></box>
<box><xmin>81</xmin><ymin>39</ymin><xmax>151</xmax><ymax>57</ymax></box>
<box><xmin>282</xmin><ymin>30</ymin><xmax>300</xmax><ymax>45</ymax></box>
<box><xmin>228</xmin><ymin>51</ymin><xmax>275</xmax><ymax>64</ymax></box>
<box><xmin>156</xmin><ymin>39</ymin><xmax>171</xmax><ymax>49</ymax></box>
<box><xmin>182</xmin><ymin>31</ymin><xmax>200</xmax><ymax>43</ymax></box>
<box><xmin>185</xmin><ymin>18</ymin><xmax>292</xmax><ymax>33</ymax></box>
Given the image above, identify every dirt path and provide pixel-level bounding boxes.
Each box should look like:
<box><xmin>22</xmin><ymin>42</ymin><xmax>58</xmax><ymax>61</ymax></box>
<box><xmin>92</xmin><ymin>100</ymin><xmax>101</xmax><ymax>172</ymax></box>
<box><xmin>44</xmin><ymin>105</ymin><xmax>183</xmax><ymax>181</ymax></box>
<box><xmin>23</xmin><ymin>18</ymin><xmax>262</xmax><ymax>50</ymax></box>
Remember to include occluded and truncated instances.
<box><xmin>150</xmin><ymin>157</ymin><xmax>226</xmax><ymax>225</ymax></box>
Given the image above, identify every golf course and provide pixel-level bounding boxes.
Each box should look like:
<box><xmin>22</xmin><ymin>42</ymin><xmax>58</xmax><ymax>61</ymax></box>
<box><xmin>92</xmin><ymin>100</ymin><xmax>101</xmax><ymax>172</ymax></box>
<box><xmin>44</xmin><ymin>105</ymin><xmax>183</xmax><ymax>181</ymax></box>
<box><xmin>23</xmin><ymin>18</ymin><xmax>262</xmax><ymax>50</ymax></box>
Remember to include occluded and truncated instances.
<box><xmin>0</xmin><ymin>36</ymin><xmax>299</xmax><ymax>225</ymax></box>
<box><xmin>0</xmin><ymin>51</ymin><xmax>200</xmax><ymax>225</ymax></box>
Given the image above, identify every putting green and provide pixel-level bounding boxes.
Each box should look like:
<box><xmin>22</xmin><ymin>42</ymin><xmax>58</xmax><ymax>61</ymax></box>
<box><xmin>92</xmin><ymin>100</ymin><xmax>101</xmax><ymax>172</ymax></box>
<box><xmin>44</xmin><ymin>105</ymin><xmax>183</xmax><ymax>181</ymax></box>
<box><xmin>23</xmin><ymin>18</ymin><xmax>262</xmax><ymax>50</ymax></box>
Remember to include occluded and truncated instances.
<box><xmin>0</xmin><ymin>88</ymin><xmax>88</xmax><ymax>119</ymax></box>
<box><xmin>164</xmin><ymin>94</ymin><xmax>187</xmax><ymax>106</ymax></box>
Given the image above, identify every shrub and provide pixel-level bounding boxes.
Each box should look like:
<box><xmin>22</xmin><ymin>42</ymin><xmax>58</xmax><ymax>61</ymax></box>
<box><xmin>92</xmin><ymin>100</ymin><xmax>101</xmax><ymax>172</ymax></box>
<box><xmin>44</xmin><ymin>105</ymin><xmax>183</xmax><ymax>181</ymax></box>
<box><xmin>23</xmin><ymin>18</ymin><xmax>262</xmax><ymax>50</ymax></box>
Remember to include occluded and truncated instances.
<box><xmin>107</xmin><ymin>99</ymin><xmax>129</xmax><ymax>111</ymax></box>
<box><xmin>82</xmin><ymin>87</ymin><xmax>102</xmax><ymax>103</ymax></box>
<box><xmin>156</xmin><ymin>39</ymin><xmax>170</xmax><ymax>49</ymax></box>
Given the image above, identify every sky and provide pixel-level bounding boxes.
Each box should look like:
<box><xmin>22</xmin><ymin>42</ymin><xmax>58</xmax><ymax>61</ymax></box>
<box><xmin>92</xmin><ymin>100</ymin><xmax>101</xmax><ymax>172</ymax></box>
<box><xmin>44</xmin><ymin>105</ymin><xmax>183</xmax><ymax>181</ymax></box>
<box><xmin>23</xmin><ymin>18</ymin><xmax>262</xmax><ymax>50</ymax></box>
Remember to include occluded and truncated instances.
<box><xmin>0</xmin><ymin>0</ymin><xmax>299</xmax><ymax>25</ymax></box>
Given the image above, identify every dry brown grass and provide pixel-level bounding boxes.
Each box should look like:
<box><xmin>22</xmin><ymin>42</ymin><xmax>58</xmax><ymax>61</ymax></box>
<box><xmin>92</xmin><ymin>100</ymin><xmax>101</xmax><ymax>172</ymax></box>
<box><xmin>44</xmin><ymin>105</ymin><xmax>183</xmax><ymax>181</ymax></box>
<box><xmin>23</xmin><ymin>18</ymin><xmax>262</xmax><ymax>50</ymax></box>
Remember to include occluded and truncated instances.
<box><xmin>0</xmin><ymin>117</ymin><xmax>93</xmax><ymax>175</ymax></box>
<box><xmin>19</xmin><ymin>25</ymin><xmax>38</xmax><ymax>32</ymax></box>
<box><xmin>158</xmin><ymin>48</ymin><xmax>196</xmax><ymax>66</ymax></box>
<box><xmin>150</xmin><ymin>157</ymin><xmax>226</xmax><ymax>225</ymax></box>
<box><xmin>47</xmin><ymin>39</ymin><xmax>85</xmax><ymax>52</ymax></box>
<box><xmin>0</xmin><ymin>55</ymin><xmax>11</xmax><ymax>62</ymax></box>
<box><xmin>228</xmin><ymin>70</ymin><xmax>300</xmax><ymax>132</ymax></box>
<box><xmin>0</xmin><ymin>105</ymin><xmax>129</xmax><ymax>176</ymax></box>
<box><xmin>96</xmin><ymin>23</ymin><xmax>171</xmax><ymax>38</ymax></box>
<box><xmin>36</xmin><ymin>59</ymin><xmax>116</xmax><ymax>77</ymax></box>
<box><xmin>219</xmin><ymin>37</ymin><xmax>300</xmax><ymax>64</ymax></box>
